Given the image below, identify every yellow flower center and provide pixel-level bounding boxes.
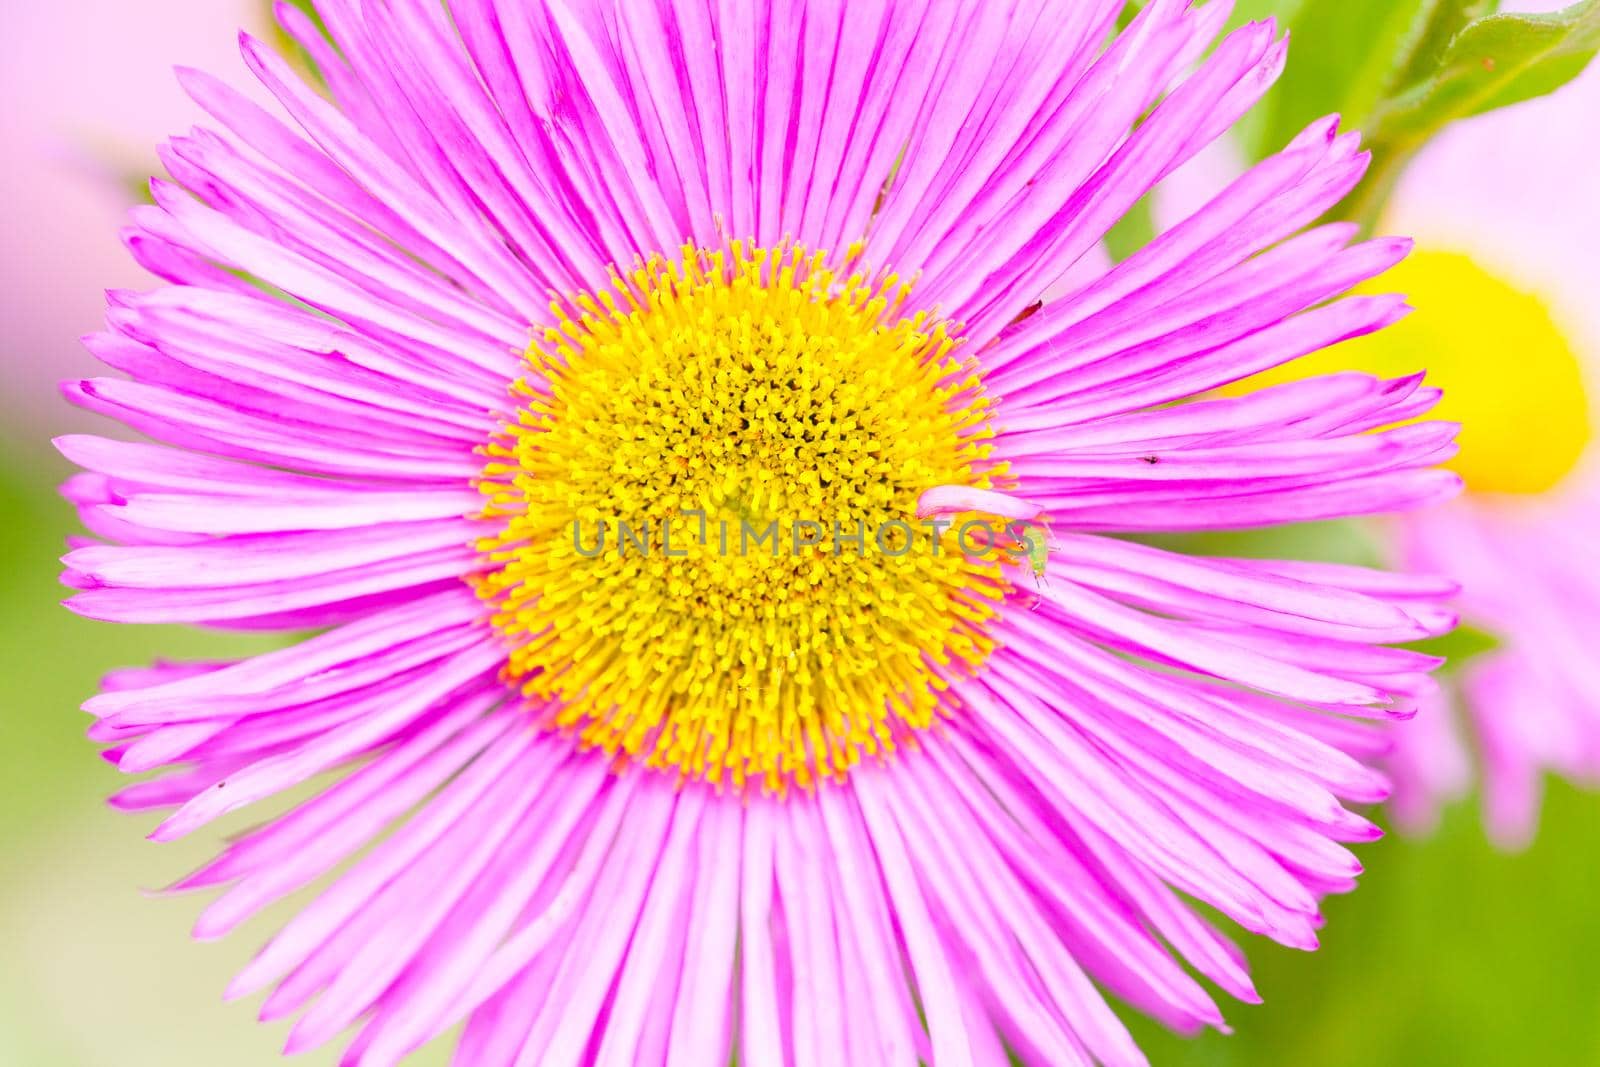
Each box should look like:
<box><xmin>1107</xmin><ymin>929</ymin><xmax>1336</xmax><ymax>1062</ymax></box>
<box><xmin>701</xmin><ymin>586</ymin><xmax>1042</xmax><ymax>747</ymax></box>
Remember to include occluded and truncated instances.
<box><xmin>1246</xmin><ymin>250</ymin><xmax>1591</xmax><ymax>495</ymax></box>
<box><xmin>478</xmin><ymin>243</ymin><xmax>1008</xmax><ymax>792</ymax></box>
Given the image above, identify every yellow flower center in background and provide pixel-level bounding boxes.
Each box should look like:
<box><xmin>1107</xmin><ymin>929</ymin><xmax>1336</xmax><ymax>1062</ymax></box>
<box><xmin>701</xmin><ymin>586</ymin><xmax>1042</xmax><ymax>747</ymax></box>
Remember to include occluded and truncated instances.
<box><xmin>479</xmin><ymin>244</ymin><xmax>1007</xmax><ymax>792</ymax></box>
<box><xmin>1248</xmin><ymin>250</ymin><xmax>1591</xmax><ymax>495</ymax></box>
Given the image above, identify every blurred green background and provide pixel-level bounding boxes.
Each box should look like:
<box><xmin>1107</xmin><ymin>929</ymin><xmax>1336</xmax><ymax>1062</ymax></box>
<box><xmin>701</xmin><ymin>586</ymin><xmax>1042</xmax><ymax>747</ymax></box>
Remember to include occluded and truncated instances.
<box><xmin>4</xmin><ymin>1</ymin><xmax>1600</xmax><ymax>1064</ymax></box>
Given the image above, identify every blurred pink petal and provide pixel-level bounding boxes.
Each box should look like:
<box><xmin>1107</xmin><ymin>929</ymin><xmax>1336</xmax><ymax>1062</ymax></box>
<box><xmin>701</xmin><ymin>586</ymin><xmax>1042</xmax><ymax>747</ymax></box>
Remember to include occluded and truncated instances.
<box><xmin>2</xmin><ymin>0</ymin><xmax>265</xmax><ymax>443</ymax></box>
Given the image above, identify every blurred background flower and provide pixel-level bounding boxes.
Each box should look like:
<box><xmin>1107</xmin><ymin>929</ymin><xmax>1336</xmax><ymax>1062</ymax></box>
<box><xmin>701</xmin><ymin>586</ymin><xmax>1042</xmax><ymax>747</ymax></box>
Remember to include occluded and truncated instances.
<box><xmin>2</xmin><ymin>2</ymin><xmax>1599</xmax><ymax>1065</ymax></box>
<box><xmin>1159</xmin><ymin>0</ymin><xmax>1600</xmax><ymax>851</ymax></box>
<box><xmin>1378</xmin><ymin>41</ymin><xmax>1600</xmax><ymax>848</ymax></box>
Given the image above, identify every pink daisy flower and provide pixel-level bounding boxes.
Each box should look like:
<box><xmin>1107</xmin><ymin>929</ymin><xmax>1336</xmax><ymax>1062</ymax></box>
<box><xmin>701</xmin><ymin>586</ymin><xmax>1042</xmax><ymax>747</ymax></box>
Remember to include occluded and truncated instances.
<box><xmin>1369</xmin><ymin>44</ymin><xmax>1600</xmax><ymax>849</ymax></box>
<box><xmin>63</xmin><ymin>2</ymin><xmax>1460</xmax><ymax>1064</ymax></box>
<box><xmin>1172</xmin><ymin>0</ymin><xmax>1600</xmax><ymax>848</ymax></box>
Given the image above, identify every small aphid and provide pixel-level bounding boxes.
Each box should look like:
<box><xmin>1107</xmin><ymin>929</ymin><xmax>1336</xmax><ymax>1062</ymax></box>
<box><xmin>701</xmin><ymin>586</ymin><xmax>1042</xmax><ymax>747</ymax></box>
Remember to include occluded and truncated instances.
<box><xmin>1019</xmin><ymin>522</ymin><xmax>1051</xmax><ymax>587</ymax></box>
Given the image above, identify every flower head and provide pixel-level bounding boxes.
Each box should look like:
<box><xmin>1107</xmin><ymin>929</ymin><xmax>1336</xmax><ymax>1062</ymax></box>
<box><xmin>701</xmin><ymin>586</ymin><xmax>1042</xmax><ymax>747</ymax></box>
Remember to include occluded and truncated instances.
<box><xmin>1379</xmin><ymin>34</ymin><xmax>1600</xmax><ymax>845</ymax></box>
<box><xmin>477</xmin><ymin>243</ymin><xmax>1006</xmax><ymax>790</ymax></box>
<box><xmin>1387</xmin><ymin>262</ymin><xmax>1599</xmax><ymax>845</ymax></box>
<box><xmin>1219</xmin><ymin>33</ymin><xmax>1600</xmax><ymax>847</ymax></box>
<box><xmin>64</xmin><ymin>1</ymin><xmax>1459</xmax><ymax>1063</ymax></box>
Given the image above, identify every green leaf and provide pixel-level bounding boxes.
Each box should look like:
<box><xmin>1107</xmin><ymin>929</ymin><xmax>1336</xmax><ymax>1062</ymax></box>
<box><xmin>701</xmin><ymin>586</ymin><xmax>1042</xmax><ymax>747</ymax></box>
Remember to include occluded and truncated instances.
<box><xmin>1392</xmin><ymin>0</ymin><xmax>1501</xmax><ymax>91</ymax></box>
<box><xmin>1342</xmin><ymin>0</ymin><xmax>1600</xmax><ymax>232</ymax></box>
<box><xmin>1369</xmin><ymin>1</ymin><xmax>1600</xmax><ymax>140</ymax></box>
<box><xmin>1244</xmin><ymin>0</ymin><xmax>1446</xmax><ymax>159</ymax></box>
